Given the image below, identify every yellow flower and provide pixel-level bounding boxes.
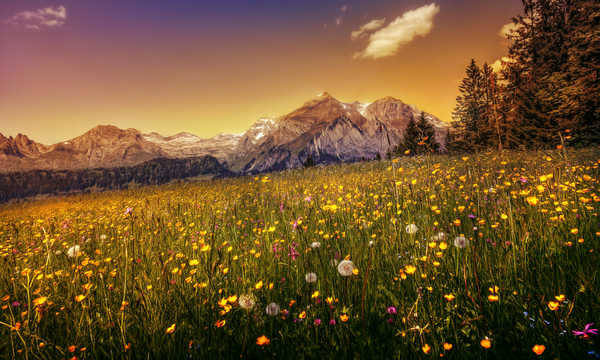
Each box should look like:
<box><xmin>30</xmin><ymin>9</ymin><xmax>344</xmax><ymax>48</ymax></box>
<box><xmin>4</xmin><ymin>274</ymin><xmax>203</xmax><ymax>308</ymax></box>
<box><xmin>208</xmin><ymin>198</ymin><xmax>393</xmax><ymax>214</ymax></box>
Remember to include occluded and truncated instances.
<box><xmin>453</xmin><ymin>219</ymin><xmax>461</xmax><ymax>226</ymax></box>
<box><xmin>488</xmin><ymin>294</ymin><xmax>499</xmax><ymax>302</ymax></box>
<box><xmin>256</xmin><ymin>335</ymin><xmax>270</xmax><ymax>346</ymax></box>
<box><xmin>480</xmin><ymin>338</ymin><xmax>492</xmax><ymax>349</ymax></box>
<box><xmin>299</xmin><ymin>311</ymin><xmax>306</xmax><ymax>319</ymax></box>
<box><xmin>188</xmin><ymin>259</ymin><xmax>199</xmax><ymax>266</ymax></box>
<box><xmin>33</xmin><ymin>296</ymin><xmax>47</xmax><ymax>307</ymax></box>
<box><xmin>555</xmin><ymin>294</ymin><xmax>565</xmax><ymax>302</ymax></box>
<box><xmin>532</xmin><ymin>344</ymin><xmax>545</xmax><ymax>355</ymax></box>
<box><xmin>548</xmin><ymin>301</ymin><xmax>560</xmax><ymax>311</ymax></box>
<box><xmin>75</xmin><ymin>294</ymin><xmax>86</xmax><ymax>302</ymax></box>
<box><xmin>570</xmin><ymin>228</ymin><xmax>578</xmax><ymax>235</ymax></box>
<box><xmin>501</xmin><ymin>214</ymin><xmax>508</xmax><ymax>220</ymax></box>
<box><xmin>165</xmin><ymin>323</ymin><xmax>176</xmax><ymax>334</ymax></box>
<box><xmin>405</xmin><ymin>265</ymin><xmax>417</xmax><ymax>275</ymax></box>
<box><xmin>422</xmin><ymin>343</ymin><xmax>431</xmax><ymax>354</ymax></box>
<box><xmin>255</xmin><ymin>280</ymin><xmax>263</xmax><ymax>290</ymax></box>
<box><xmin>444</xmin><ymin>294</ymin><xmax>455</xmax><ymax>302</ymax></box>
<box><xmin>340</xmin><ymin>314</ymin><xmax>349</xmax><ymax>322</ymax></box>
<box><xmin>311</xmin><ymin>291</ymin><xmax>320</xmax><ymax>299</ymax></box>
<box><xmin>214</xmin><ymin>319</ymin><xmax>226</xmax><ymax>328</ymax></box>
<box><xmin>443</xmin><ymin>342</ymin><xmax>453</xmax><ymax>351</ymax></box>
<box><xmin>526</xmin><ymin>196</ymin><xmax>539</xmax><ymax>206</ymax></box>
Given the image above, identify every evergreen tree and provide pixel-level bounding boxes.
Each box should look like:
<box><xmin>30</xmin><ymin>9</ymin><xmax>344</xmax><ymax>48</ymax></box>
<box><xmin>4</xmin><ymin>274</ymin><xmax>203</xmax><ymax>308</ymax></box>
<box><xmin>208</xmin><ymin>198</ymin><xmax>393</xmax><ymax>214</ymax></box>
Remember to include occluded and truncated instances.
<box><xmin>416</xmin><ymin>111</ymin><xmax>440</xmax><ymax>153</ymax></box>
<box><xmin>501</xmin><ymin>0</ymin><xmax>598</xmax><ymax>148</ymax></box>
<box><xmin>303</xmin><ymin>154</ymin><xmax>315</xmax><ymax>167</ymax></box>
<box><xmin>452</xmin><ymin>59</ymin><xmax>492</xmax><ymax>151</ymax></box>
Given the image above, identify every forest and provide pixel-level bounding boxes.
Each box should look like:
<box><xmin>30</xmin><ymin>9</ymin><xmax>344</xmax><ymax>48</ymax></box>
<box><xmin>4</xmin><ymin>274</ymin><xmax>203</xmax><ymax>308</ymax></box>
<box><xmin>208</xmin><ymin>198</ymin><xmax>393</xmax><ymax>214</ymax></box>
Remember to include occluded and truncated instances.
<box><xmin>0</xmin><ymin>156</ymin><xmax>231</xmax><ymax>203</ymax></box>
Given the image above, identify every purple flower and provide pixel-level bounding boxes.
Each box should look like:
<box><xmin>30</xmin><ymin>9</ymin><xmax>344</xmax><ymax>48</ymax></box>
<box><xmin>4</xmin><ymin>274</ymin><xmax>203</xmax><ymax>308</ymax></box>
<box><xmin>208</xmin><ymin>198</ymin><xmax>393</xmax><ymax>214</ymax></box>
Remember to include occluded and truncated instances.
<box><xmin>11</xmin><ymin>301</ymin><xmax>20</xmax><ymax>307</ymax></box>
<box><xmin>124</xmin><ymin>207</ymin><xmax>133</xmax><ymax>215</ymax></box>
<box><xmin>280</xmin><ymin>202</ymin><xmax>284</xmax><ymax>212</ymax></box>
<box><xmin>329</xmin><ymin>319</ymin><xmax>336</xmax><ymax>325</ymax></box>
<box><xmin>288</xmin><ymin>242</ymin><xmax>299</xmax><ymax>261</ymax></box>
<box><xmin>272</xmin><ymin>243</ymin><xmax>280</xmax><ymax>254</ymax></box>
<box><xmin>387</xmin><ymin>306</ymin><xmax>397</xmax><ymax>315</ymax></box>
<box><xmin>314</xmin><ymin>318</ymin><xmax>321</xmax><ymax>326</ymax></box>
<box><xmin>468</xmin><ymin>213</ymin><xmax>476</xmax><ymax>219</ymax></box>
<box><xmin>519</xmin><ymin>177</ymin><xmax>528</xmax><ymax>183</ymax></box>
<box><xmin>572</xmin><ymin>323</ymin><xmax>599</xmax><ymax>337</ymax></box>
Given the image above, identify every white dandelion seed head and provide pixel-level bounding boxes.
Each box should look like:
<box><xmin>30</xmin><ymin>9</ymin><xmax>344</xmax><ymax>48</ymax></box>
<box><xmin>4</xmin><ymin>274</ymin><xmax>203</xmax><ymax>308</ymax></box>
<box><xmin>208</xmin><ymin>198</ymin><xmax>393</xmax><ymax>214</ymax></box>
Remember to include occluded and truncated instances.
<box><xmin>431</xmin><ymin>232</ymin><xmax>446</xmax><ymax>242</ymax></box>
<box><xmin>265</xmin><ymin>302</ymin><xmax>280</xmax><ymax>316</ymax></box>
<box><xmin>453</xmin><ymin>236</ymin><xmax>469</xmax><ymax>249</ymax></box>
<box><xmin>238</xmin><ymin>294</ymin><xmax>256</xmax><ymax>310</ymax></box>
<box><xmin>305</xmin><ymin>272</ymin><xmax>318</xmax><ymax>283</ymax></box>
<box><xmin>405</xmin><ymin>224</ymin><xmax>418</xmax><ymax>234</ymax></box>
<box><xmin>67</xmin><ymin>245</ymin><xmax>81</xmax><ymax>258</ymax></box>
<box><xmin>337</xmin><ymin>260</ymin><xmax>355</xmax><ymax>277</ymax></box>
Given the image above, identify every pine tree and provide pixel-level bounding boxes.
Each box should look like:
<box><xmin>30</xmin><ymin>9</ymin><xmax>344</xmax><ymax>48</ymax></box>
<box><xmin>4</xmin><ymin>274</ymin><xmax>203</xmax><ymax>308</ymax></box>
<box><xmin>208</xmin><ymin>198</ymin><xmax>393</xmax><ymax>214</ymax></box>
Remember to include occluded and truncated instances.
<box><xmin>452</xmin><ymin>59</ymin><xmax>494</xmax><ymax>151</ymax></box>
<box><xmin>501</xmin><ymin>0</ymin><xmax>598</xmax><ymax>148</ymax></box>
<box><xmin>416</xmin><ymin>111</ymin><xmax>439</xmax><ymax>153</ymax></box>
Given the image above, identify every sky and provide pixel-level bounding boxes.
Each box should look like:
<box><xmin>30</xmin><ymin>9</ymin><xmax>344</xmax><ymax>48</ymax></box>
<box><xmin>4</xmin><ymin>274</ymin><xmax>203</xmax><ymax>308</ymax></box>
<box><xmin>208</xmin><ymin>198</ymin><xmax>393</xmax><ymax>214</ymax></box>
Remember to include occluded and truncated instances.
<box><xmin>0</xmin><ymin>0</ymin><xmax>522</xmax><ymax>144</ymax></box>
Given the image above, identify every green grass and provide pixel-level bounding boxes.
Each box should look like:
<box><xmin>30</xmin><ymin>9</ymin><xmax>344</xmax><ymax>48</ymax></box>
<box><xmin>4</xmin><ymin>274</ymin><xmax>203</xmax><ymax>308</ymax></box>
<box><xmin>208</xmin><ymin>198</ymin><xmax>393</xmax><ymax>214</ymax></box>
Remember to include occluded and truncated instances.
<box><xmin>0</xmin><ymin>148</ymin><xmax>599</xmax><ymax>359</ymax></box>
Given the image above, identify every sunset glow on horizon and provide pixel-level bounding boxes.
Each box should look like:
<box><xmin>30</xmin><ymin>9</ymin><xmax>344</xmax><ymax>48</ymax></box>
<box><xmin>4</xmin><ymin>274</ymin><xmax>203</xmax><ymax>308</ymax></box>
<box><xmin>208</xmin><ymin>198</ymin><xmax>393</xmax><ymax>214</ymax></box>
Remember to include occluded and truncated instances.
<box><xmin>0</xmin><ymin>0</ymin><xmax>522</xmax><ymax>144</ymax></box>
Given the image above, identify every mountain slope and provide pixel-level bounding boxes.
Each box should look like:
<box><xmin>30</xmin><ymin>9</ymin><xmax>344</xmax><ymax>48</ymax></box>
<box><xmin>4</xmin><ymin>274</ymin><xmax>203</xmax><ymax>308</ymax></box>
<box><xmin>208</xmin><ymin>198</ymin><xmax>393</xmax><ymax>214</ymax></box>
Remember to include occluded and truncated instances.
<box><xmin>0</xmin><ymin>93</ymin><xmax>448</xmax><ymax>174</ymax></box>
<box><xmin>230</xmin><ymin>93</ymin><xmax>447</xmax><ymax>173</ymax></box>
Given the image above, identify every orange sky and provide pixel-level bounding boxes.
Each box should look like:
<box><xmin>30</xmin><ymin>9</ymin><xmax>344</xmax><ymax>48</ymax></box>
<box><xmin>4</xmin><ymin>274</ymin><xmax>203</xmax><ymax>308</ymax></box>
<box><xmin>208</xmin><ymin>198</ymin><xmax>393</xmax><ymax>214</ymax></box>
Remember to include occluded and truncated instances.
<box><xmin>0</xmin><ymin>0</ymin><xmax>522</xmax><ymax>144</ymax></box>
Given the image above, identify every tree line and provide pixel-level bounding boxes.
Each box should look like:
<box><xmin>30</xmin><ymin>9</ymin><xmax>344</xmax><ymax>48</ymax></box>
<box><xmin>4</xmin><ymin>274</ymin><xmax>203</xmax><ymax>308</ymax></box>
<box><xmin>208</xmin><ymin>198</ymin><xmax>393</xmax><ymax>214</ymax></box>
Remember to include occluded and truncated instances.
<box><xmin>0</xmin><ymin>156</ymin><xmax>231</xmax><ymax>203</ymax></box>
<box><xmin>450</xmin><ymin>0</ymin><xmax>599</xmax><ymax>152</ymax></box>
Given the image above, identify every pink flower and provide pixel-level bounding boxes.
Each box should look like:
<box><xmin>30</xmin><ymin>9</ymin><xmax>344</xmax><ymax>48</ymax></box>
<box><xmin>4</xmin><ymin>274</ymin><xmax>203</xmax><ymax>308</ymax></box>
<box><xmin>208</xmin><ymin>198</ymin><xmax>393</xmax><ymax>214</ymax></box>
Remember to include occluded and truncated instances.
<box><xmin>387</xmin><ymin>306</ymin><xmax>397</xmax><ymax>315</ymax></box>
<box><xmin>573</xmin><ymin>323</ymin><xmax>599</xmax><ymax>338</ymax></box>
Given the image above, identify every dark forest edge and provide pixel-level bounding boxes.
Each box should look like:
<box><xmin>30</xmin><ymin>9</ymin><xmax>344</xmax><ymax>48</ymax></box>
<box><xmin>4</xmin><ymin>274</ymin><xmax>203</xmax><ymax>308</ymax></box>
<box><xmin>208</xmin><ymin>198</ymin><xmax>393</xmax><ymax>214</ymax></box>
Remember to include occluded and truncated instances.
<box><xmin>0</xmin><ymin>156</ymin><xmax>232</xmax><ymax>203</ymax></box>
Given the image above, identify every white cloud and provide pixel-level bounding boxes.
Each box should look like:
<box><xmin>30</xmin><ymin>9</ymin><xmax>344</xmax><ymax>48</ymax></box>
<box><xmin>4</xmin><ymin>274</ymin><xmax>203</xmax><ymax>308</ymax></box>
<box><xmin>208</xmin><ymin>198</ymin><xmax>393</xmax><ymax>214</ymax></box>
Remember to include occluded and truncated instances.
<box><xmin>353</xmin><ymin>3</ymin><xmax>440</xmax><ymax>60</ymax></box>
<box><xmin>351</xmin><ymin>19</ymin><xmax>386</xmax><ymax>40</ymax></box>
<box><xmin>3</xmin><ymin>5</ymin><xmax>67</xmax><ymax>30</ymax></box>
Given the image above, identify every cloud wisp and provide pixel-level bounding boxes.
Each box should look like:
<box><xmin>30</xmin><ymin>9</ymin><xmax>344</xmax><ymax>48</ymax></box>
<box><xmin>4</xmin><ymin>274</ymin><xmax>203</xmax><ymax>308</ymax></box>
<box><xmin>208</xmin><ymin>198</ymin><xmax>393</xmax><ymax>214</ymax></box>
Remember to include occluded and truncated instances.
<box><xmin>3</xmin><ymin>5</ymin><xmax>67</xmax><ymax>30</ymax></box>
<box><xmin>351</xmin><ymin>19</ymin><xmax>386</xmax><ymax>40</ymax></box>
<box><xmin>353</xmin><ymin>3</ymin><xmax>440</xmax><ymax>60</ymax></box>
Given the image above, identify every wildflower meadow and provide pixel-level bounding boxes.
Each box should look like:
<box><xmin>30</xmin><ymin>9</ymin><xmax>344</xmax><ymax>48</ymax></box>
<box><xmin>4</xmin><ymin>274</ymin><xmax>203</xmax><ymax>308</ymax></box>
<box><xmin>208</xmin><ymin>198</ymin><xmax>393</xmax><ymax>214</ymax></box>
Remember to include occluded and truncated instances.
<box><xmin>1</xmin><ymin>148</ymin><xmax>599</xmax><ymax>359</ymax></box>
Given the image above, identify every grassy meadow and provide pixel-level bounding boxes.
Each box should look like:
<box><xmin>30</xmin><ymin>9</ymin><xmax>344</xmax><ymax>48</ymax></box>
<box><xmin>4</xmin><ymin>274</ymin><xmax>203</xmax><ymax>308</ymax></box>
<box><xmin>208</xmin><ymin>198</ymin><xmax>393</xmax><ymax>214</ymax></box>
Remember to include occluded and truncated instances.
<box><xmin>1</xmin><ymin>148</ymin><xmax>599</xmax><ymax>359</ymax></box>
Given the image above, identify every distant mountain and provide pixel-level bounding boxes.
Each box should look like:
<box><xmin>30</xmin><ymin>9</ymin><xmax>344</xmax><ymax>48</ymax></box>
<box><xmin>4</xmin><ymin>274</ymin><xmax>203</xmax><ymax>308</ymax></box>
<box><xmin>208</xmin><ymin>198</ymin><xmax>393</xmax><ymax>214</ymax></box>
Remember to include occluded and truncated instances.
<box><xmin>0</xmin><ymin>93</ymin><xmax>448</xmax><ymax>174</ymax></box>
<box><xmin>0</xmin><ymin>125</ymin><xmax>166</xmax><ymax>172</ymax></box>
<box><xmin>228</xmin><ymin>92</ymin><xmax>447</xmax><ymax>173</ymax></box>
<box><xmin>142</xmin><ymin>131</ymin><xmax>241</xmax><ymax>163</ymax></box>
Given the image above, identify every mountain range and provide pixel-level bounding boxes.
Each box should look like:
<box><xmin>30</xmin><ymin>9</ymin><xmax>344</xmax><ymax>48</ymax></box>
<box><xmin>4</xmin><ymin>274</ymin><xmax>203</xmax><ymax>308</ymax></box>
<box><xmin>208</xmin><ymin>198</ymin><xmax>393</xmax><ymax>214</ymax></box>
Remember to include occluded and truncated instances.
<box><xmin>0</xmin><ymin>93</ymin><xmax>448</xmax><ymax>174</ymax></box>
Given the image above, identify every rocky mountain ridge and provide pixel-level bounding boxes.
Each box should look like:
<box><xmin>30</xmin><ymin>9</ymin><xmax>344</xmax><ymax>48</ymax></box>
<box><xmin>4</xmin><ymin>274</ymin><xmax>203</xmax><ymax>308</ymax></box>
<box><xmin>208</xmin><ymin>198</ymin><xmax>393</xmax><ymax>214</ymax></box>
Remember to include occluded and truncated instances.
<box><xmin>0</xmin><ymin>93</ymin><xmax>448</xmax><ymax>174</ymax></box>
